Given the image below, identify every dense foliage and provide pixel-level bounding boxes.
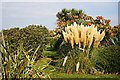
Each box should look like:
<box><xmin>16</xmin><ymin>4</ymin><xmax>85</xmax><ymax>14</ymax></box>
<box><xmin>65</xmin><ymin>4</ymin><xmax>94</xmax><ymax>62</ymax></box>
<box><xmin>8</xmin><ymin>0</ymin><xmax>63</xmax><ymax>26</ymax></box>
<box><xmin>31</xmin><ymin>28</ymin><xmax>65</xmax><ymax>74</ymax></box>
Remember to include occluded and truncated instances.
<box><xmin>91</xmin><ymin>45</ymin><xmax>120</xmax><ymax>73</ymax></box>
<box><xmin>56</xmin><ymin>8</ymin><xmax>93</xmax><ymax>27</ymax></box>
<box><xmin>1</xmin><ymin>31</ymin><xmax>54</xmax><ymax>79</ymax></box>
<box><xmin>1</xmin><ymin>8</ymin><xmax>120</xmax><ymax>79</ymax></box>
<box><xmin>3</xmin><ymin>25</ymin><xmax>49</xmax><ymax>59</ymax></box>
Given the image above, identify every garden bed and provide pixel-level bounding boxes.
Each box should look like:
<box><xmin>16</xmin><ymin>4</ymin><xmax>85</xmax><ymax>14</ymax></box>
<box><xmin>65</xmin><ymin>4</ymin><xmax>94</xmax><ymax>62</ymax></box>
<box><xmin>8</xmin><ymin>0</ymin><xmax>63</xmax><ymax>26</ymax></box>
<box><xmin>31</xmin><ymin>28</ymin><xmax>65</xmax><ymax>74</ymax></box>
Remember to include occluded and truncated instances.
<box><xmin>1</xmin><ymin>8</ymin><xmax>120</xmax><ymax>79</ymax></box>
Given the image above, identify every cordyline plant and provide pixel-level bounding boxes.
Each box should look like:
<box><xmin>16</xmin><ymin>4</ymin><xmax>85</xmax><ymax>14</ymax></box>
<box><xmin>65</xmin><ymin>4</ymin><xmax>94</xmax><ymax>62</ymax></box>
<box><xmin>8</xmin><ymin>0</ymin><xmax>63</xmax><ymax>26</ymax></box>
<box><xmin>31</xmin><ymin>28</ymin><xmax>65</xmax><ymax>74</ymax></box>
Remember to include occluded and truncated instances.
<box><xmin>62</xmin><ymin>22</ymin><xmax>105</xmax><ymax>74</ymax></box>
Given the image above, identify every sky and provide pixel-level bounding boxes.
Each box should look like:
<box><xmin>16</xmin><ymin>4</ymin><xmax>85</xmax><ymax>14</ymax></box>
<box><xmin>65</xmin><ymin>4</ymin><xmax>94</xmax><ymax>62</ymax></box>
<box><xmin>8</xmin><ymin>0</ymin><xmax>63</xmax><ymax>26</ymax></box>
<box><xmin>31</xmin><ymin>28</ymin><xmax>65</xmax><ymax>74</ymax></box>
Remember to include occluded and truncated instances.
<box><xmin>1</xmin><ymin>0</ymin><xmax>120</xmax><ymax>2</ymax></box>
<box><xmin>0</xmin><ymin>1</ymin><xmax>119</xmax><ymax>30</ymax></box>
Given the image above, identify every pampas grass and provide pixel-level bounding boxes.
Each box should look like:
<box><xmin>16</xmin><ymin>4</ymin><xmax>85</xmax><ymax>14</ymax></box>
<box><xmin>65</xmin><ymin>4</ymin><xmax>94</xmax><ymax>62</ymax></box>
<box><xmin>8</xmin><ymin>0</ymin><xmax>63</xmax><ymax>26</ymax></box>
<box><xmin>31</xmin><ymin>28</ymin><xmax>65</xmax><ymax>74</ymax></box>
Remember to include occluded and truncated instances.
<box><xmin>62</xmin><ymin>22</ymin><xmax>105</xmax><ymax>49</ymax></box>
<box><xmin>62</xmin><ymin>22</ymin><xmax>105</xmax><ymax>73</ymax></box>
<box><xmin>76</xmin><ymin>62</ymin><xmax>80</xmax><ymax>72</ymax></box>
<box><xmin>63</xmin><ymin>56</ymin><xmax>68</xmax><ymax>66</ymax></box>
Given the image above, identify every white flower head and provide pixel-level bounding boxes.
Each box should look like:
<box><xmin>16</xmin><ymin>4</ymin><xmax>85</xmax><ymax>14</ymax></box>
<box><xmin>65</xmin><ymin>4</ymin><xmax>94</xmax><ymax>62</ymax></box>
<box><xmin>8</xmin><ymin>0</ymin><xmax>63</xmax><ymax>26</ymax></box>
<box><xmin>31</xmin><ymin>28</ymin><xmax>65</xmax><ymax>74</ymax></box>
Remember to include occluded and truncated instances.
<box><xmin>76</xmin><ymin>62</ymin><xmax>80</xmax><ymax>72</ymax></box>
<box><xmin>62</xmin><ymin>56</ymin><xmax>68</xmax><ymax>66</ymax></box>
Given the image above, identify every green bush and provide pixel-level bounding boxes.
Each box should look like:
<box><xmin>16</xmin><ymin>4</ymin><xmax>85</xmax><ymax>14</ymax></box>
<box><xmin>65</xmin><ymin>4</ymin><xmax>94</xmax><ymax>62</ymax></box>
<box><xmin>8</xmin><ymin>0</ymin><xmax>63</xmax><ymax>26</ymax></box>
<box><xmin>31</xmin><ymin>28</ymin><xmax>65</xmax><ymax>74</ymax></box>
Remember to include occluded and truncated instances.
<box><xmin>45</xmin><ymin>38</ymin><xmax>95</xmax><ymax>74</ymax></box>
<box><xmin>3</xmin><ymin>25</ymin><xmax>49</xmax><ymax>59</ymax></box>
<box><xmin>1</xmin><ymin>32</ymin><xmax>55</xmax><ymax>79</ymax></box>
<box><xmin>91</xmin><ymin>45</ymin><xmax>120</xmax><ymax>73</ymax></box>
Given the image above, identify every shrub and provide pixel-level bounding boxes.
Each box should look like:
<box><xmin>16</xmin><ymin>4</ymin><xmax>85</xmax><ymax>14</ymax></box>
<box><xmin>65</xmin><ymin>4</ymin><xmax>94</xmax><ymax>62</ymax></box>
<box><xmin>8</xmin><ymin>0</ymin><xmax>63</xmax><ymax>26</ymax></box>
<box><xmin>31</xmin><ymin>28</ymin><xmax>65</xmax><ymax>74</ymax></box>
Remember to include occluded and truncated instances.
<box><xmin>3</xmin><ymin>25</ymin><xmax>49</xmax><ymax>59</ymax></box>
<box><xmin>1</xmin><ymin>32</ymin><xmax>54</xmax><ymax>79</ymax></box>
<box><xmin>91</xmin><ymin>45</ymin><xmax>120</xmax><ymax>73</ymax></box>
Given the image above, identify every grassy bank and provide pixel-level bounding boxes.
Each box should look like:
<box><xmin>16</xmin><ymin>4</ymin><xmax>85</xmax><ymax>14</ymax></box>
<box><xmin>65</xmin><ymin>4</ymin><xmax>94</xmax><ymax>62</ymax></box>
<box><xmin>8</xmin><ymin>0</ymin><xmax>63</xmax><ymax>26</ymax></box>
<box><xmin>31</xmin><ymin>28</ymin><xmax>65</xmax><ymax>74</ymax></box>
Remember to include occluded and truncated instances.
<box><xmin>50</xmin><ymin>72</ymin><xmax>120</xmax><ymax>79</ymax></box>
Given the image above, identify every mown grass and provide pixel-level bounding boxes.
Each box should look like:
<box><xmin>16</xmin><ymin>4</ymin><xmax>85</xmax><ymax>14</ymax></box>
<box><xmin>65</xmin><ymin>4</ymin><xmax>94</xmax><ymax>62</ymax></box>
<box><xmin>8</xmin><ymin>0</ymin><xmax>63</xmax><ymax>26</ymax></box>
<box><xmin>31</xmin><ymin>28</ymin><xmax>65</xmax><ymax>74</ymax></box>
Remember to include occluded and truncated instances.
<box><xmin>50</xmin><ymin>72</ymin><xmax>120</xmax><ymax>79</ymax></box>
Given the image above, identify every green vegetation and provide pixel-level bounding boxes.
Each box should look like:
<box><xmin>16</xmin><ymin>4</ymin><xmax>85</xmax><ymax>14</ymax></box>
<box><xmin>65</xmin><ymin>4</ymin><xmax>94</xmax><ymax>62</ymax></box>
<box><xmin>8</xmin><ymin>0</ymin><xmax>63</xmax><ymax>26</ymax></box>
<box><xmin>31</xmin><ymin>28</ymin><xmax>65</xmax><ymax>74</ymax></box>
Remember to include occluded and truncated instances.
<box><xmin>3</xmin><ymin>25</ymin><xmax>49</xmax><ymax>60</ymax></box>
<box><xmin>91</xmin><ymin>45</ymin><xmax>120</xmax><ymax>73</ymax></box>
<box><xmin>50</xmin><ymin>73</ymin><xmax>120</xmax><ymax>79</ymax></box>
<box><xmin>1</xmin><ymin>32</ymin><xmax>55</xmax><ymax>79</ymax></box>
<box><xmin>1</xmin><ymin>8</ymin><xmax>120</xmax><ymax>79</ymax></box>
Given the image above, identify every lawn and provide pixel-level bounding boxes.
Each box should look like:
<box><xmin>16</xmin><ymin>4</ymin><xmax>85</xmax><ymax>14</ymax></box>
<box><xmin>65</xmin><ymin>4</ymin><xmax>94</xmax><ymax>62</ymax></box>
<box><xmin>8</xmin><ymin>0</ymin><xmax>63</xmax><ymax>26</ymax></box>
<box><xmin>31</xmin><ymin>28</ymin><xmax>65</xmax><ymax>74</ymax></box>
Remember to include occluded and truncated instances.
<box><xmin>50</xmin><ymin>72</ymin><xmax>120</xmax><ymax>79</ymax></box>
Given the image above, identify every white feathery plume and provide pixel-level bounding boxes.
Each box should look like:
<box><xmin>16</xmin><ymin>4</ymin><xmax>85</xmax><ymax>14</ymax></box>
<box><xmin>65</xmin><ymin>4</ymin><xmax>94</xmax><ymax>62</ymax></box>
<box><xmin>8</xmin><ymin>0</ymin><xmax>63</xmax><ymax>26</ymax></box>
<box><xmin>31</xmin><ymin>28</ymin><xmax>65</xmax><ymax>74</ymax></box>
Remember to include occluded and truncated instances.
<box><xmin>62</xmin><ymin>30</ymin><xmax>68</xmax><ymax>42</ymax></box>
<box><xmin>94</xmin><ymin>27</ymin><xmax>98</xmax><ymax>37</ymax></box>
<box><xmin>87</xmin><ymin>25</ymin><xmax>95</xmax><ymax>48</ymax></box>
<box><xmin>76</xmin><ymin>62</ymin><xmax>80</xmax><ymax>72</ymax></box>
<box><xmin>83</xmin><ymin>27</ymin><xmax>87</xmax><ymax>48</ymax></box>
<box><xmin>70</xmin><ymin>33</ymin><xmax>74</xmax><ymax>48</ymax></box>
<box><xmin>63</xmin><ymin>56</ymin><xmax>68</xmax><ymax>66</ymax></box>
<box><xmin>94</xmin><ymin>29</ymin><xmax>105</xmax><ymax>47</ymax></box>
<box><xmin>62</xmin><ymin>22</ymin><xmax>105</xmax><ymax>48</ymax></box>
<box><xmin>80</xmin><ymin>24</ymin><xmax>85</xmax><ymax>42</ymax></box>
<box><xmin>74</xmin><ymin>26</ymin><xmax>79</xmax><ymax>45</ymax></box>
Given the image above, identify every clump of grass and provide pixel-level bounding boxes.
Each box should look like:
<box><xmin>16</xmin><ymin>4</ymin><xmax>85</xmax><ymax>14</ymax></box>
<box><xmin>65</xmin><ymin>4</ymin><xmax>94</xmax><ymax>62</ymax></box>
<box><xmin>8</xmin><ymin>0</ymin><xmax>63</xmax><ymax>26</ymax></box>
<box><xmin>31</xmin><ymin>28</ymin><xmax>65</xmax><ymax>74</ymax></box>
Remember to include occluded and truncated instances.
<box><xmin>62</xmin><ymin>22</ymin><xmax>105</xmax><ymax>49</ymax></box>
<box><xmin>61</xmin><ymin>22</ymin><xmax>106</xmax><ymax>74</ymax></box>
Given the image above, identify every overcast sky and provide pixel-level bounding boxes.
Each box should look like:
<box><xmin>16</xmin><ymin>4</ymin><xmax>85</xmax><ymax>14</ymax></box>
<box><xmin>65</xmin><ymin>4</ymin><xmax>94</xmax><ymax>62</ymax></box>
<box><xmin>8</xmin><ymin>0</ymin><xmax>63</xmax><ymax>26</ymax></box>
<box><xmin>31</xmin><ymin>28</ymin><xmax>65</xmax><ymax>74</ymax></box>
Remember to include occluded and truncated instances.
<box><xmin>1</xmin><ymin>0</ymin><xmax>119</xmax><ymax>2</ymax></box>
<box><xmin>0</xmin><ymin>1</ymin><xmax>119</xmax><ymax>30</ymax></box>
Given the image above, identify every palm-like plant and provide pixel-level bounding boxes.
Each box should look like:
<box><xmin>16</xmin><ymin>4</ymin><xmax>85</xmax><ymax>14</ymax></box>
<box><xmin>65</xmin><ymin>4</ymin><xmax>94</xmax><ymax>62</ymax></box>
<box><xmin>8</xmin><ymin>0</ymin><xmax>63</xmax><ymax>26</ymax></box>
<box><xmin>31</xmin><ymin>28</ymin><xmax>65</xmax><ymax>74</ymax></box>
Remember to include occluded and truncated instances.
<box><xmin>56</xmin><ymin>8</ymin><xmax>90</xmax><ymax>28</ymax></box>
